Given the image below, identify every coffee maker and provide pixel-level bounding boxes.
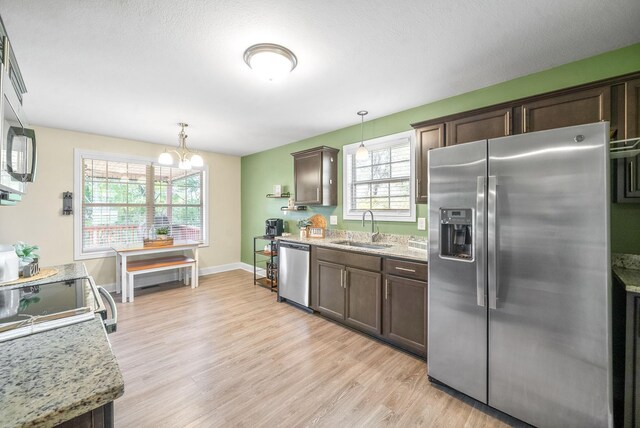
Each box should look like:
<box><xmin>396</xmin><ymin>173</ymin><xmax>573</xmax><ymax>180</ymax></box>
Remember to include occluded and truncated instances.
<box><xmin>265</xmin><ymin>218</ymin><xmax>284</xmax><ymax>237</ymax></box>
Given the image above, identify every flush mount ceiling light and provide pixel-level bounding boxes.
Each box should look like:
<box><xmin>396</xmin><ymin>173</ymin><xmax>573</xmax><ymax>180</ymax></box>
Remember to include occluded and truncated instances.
<box><xmin>243</xmin><ymin>43</ymin><xmax>297</xmax><ymax>82</ymax></box>
<box><xmin>355</xmin><ymin>110</ymin><xmax>369</xmax><ymax>161</ymax></box>
<box><xmin>158</xmin><ymin>123</ymin><xmax>204</xmax><ymax>170</ymax></box>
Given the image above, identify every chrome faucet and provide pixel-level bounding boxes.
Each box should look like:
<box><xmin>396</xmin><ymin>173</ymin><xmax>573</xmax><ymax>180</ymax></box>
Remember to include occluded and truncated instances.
<box><xmin>362</xmin><ymin>210</ymin><xmax>379</xmax><ymax>242</ymax></box>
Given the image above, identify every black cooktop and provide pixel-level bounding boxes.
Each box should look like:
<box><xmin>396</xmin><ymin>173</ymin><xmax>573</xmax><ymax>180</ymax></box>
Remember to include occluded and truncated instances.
<box><xmin>0</xmin><ymin>278</ymin><xmax>103</xmax><ymax>330</ymax></box>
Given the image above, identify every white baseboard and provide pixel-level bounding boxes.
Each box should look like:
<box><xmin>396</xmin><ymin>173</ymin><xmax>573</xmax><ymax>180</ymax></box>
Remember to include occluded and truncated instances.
<box><xmin>98</xmin><ymin>262</ymin><xmax>254</xmax><ymax>292</ymax></box>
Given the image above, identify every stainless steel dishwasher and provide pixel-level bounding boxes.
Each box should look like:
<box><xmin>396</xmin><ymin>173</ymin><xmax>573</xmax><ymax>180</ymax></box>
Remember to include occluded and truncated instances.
<box><xmin>278</xmin><ymin>241</ymin><xmax>310</xmax><ymax>308</ymax></box>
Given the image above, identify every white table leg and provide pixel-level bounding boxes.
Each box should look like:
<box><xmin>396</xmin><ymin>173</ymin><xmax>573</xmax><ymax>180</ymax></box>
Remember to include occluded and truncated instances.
<box><xmin>128</xmin><ymin>272</ymin><xmax>134</xmax><ymax>302</ymax></box>
<box><xmin>121</xmin><ymin>254</ymin><xmax>128</xmax><ymax>303</ymax></box>
<box><xmin>191</xmin><ymin>263</ymin><xmax>196</xmax><ymax>289</ymax></box>
<box><xmin>115</xmin><ymin>253</ymin><xmax>121</xmax><ymax>294</ymax></box>
<box><xmin>193</xmin><ymin>246</ymin><xmax>199</xmax><ymax>288</ymax></box>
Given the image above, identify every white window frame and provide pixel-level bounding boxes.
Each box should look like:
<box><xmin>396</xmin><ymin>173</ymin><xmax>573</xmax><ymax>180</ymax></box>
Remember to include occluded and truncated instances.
<box><xmin>73</xmin><ymin>149</ymin><xmax>209</xmax><ymax>260</ymax></box>
<box><xmin>342</xmin><ymin>130</ymin><xmax>416</xmax><ymax>222</ymax></box>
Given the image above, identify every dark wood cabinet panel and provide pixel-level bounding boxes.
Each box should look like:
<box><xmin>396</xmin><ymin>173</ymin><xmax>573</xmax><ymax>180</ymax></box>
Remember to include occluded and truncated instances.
<box><xmin>521</xmin><ymin>86</ymin><xmax>610</xmax><ymax>133</ymax></box>
<box><xmin>312</xmin><ymin>246</ymin><xmax>427</xmax><ymax>357</ymax></box>
<box><xmin>446</xmin><ymin>108</ymin><xmax>512</xmax><ymax>146</ymax></box>
<box><xmin>383</xmin><ymin>274</ymin><xmax>427</xmax><ymax>357</ymax></box>
<box><xmin>622</xmin><ymin>291</ymin><xmax>640</xmax><ymax>427</ymax></box>
<box><xmin>345</xmin><ymin>267</ymin><xmax>382</xmax><ymax>336</ymax></box>
<box><xmin>414</xmin><ymin>123</ymin><xmax>444</xmax><ymax>204</ymax></box>
<box><xmin>291</xmin><ymin>146</ymin><xmax>339</xmax><ymax>206</ymax></box>
<box><xmin>616</xmin><ymin>79</ymin><xmax>640</xmax><ymax>202</ymax></box>
<box><xmin>316</xmin><ymin>247</ymin><xmax>381</xmax><ymax>272</ymax></box>
<box><xmin>384</xmin><ymin>258</ymin><xmax>428</xmax><ymax>282</ymax></box>
<box><xmin>293</xmin><ymin>151</ymin><xmax>322</xmax><ymax>204</ymax></box>
<box><xmin>57</xmin><ymin>402</ymin><xmax>113</xmax><ymax>428</ymax></box>
<box><xmin>317</xmin><ymin>260</ymin><xmax>345</xmax><ymax>321</ymax></box>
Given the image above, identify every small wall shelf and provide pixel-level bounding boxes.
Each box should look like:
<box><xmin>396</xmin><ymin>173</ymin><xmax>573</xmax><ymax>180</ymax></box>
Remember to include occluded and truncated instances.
<box><xmin>266</xmin><ymin>192</ymin><xmax>291</xmax><ymax>198</ymax></box>
<box><xmin>281</xmin><ymin>206</ymin><xmax>307</xmax><ymax>211</ymax></box>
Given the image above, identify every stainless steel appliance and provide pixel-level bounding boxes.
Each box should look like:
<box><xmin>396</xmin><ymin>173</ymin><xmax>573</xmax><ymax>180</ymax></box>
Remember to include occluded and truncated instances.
<box><xmin>0</xmin><ymin>51</ymin><xmax>35</xmax><ymax>196</ymax></box>
<box><xmin>265</xmin><ymin>218</ymin><xmax>284</xmax><ymax>237</ymax></box>
<box><xmin>428</xmin><ymin>122</ymin><xmax>611</xmax><ymax>427</ymax></box>
<box><xmin>278</xmin><ymin>241</ymin><xmax>310</xmax><ymax>308</ymax></box>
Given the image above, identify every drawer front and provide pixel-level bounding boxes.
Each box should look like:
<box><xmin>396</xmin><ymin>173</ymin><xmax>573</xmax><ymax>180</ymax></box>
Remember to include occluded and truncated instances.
<box><xmin>384</xmin><ymin>258</ymin><xmax>428</xmax><ymax>281</ymax></box>
<box><xmin>316</xmin><ymin>247</ymin><xmax>381</xmax><ymax>271</ymax></box>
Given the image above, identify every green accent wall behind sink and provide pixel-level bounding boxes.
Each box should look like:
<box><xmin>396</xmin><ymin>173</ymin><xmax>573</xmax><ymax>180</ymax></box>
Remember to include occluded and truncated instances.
<box><xmin>241</xmin><ymin>43</ymin><xmax>640</xmax><ymax>263</ymax></box>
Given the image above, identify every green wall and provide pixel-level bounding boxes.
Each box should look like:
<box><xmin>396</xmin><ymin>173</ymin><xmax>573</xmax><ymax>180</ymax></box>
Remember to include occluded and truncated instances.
<box><xmin>241</xmin><ymin>43</ymin><xmax>640</xmax><ymax>263</ymax></box>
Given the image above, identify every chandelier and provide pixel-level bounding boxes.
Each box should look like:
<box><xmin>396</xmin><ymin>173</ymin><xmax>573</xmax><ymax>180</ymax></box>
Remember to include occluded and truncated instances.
<box><xmin>158</xmin><ymin>123</ymin><xmax>204</xmax><ymax>170</ymax></box>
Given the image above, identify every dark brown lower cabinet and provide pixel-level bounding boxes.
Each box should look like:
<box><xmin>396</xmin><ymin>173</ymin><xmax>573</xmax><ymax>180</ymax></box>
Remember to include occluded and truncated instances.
<box><xmin>345</xmin><ymin>267</ymin><xmax>382</xmax><ymax>336</ymax></box>
<box><xmin>317</xmin><ymin>260</ymin><xmax>345</xmax><ymax>321</ymax></box>
<box><xmin>623</xmin><ymin>290</ymin><xmax>640</xmax><ymax>427</ymax></box>
<box><xmin>383</xmin><ymin>274</ymin><xmax>427</xmax><ymax>357</ymax></box>
<box><xmin>313</xmin><ymin>246</ymin><xmax>427</xmax><ymax>357</ymax></box>
<box><xmin>56</xmin><ymin>402</ymin><xmax>114</xmax><ymax>428</ymax></box>
<box><xmin>317</xmin><ymin>260</ymin><xmax>382</xmax><ymax>335</ymax></box>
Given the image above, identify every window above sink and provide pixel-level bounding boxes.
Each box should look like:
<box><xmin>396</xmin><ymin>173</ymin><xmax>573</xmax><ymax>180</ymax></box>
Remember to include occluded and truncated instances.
<box><xmin>342</xmin><ymin>130</ymin><xmax>416</xmax><ymax>222</ymax></box>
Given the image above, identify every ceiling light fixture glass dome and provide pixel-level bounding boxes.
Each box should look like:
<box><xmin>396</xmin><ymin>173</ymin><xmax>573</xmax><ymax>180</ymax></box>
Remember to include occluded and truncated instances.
<box><xmin>158</xmin><ymin>123</ymin><xmax>204</xmax><ymax>170</ymax></box>
<box><xmin>243</xmin><ymin>43</ymin><xmax>297</xmax><ymax>82</ymax></box>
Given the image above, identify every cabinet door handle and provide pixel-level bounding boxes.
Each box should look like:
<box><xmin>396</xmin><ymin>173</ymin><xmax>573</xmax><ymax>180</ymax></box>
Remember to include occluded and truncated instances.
<box><xmin>343</xmin><ymin>270</ymin><xmax>347</xmax><ymax>288</ymax></box>
<box><xmin>385</xmin><ymin>279</ymin><xmax>389</xmax><ymax>300</ymax></box>
<box><xmin>394</xmin><ymin>266</ymin><xmax>416</xmax><ymax>273</ymax></box>
<box><xmin>340</xmin><ymin>269</ymin><xmax>344</xmax><ymax>288</ymax></box>
<box><xmin>316</xmin><ymin>187</ymin><xmax>320</xmax><ymax>201</ymax></box>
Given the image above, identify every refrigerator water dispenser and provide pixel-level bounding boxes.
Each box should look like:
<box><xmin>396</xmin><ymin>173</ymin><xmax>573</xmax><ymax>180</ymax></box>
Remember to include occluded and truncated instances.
<box><xmin>440</xmin><ymin>208</ymin><xmax>473</xmax><ymax>260</ymax></box>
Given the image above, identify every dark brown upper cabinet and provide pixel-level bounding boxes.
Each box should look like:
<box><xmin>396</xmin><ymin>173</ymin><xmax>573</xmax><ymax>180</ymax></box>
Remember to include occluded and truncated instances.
<box><xmin>446</xmin><ymin>108</ymin><xmax>512</xmax><ymax>146</ymax></box>
<box><xmin>520</xmin><ymin>86</ymin><xmax>610</xmax><ymax>133</ymax></box>
<box><xmin>615</xmin><ymin>79</ymin><xmax>640</xmax><ymax>202</ymax></box>
<box><xmin>414</xmin><ymin>124</ymin><xmax>444</xmax><ymax>204</ymax></box>
<box><xmin>291</xmin><ymin>146</ymin><xmax>339</xmax><ymax>205</ymax></box>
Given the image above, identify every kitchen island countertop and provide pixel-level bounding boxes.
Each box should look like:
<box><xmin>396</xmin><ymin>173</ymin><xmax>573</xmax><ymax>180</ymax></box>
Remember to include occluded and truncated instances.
<box><xmin>0</xmin><ymin>316</ymin><xmax>124</xmax><ymax>428</ymax></box>
<box><xmin>276</xmin><ymin>233</ymin><xmax>428</xmax><ymax>263</ymax></box>
<box><xmin>613</xmin><ymin>253</ymin><xmax>640</xmax><ymax>294</ymax></box>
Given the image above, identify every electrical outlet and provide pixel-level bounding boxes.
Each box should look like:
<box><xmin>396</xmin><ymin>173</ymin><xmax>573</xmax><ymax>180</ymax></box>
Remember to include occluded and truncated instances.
<box><xmin>417</xmin><ymin>217</ymin><xmax>426</xmax><ymax>230</ymax></box>
<box><xmin>329</xmin><ymin>215</ymin><xmax>338</xmax><ymax>225</ymax></box>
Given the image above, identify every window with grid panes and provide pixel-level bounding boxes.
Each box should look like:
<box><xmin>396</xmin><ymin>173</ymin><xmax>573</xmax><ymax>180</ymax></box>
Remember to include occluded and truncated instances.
<box><xmin>342</xmin><ymin>130</ymin><xmax>416</xmax><ymax>221</ymax></box>
<box><xmin>75</xmin><ymin>151</ymin><xmax>206</xmax><ymax>258</ymax></box>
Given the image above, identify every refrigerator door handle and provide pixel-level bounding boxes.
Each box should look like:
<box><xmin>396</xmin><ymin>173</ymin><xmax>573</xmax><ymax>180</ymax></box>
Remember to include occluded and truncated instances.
<box><xmin>475</xmin><ymin>176</ymin><xmax>486</xmax><ymax>307</ymax></box>
<box><xmin>488</xmin><ymin>175</ymin><xmax>498</xmax><ymax>309</ymax></box>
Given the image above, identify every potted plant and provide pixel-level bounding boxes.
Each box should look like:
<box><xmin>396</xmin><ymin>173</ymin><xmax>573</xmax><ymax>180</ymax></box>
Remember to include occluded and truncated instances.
<box><xmin>155</xmin><ymin>226</ymin><xmax>171</xmax><ymax>240</ymax></box>
<box><xmin>14</xmin><ymin>241</ymin><xmax>40</xmax><ymax>277</ymax></box>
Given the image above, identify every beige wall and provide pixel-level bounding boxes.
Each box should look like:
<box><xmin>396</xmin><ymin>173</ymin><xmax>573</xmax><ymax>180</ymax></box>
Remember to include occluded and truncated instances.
<box><xmin>0</xmin><ymin>126</ymin><xmax>242</xmax><ymax>285</ymax></box>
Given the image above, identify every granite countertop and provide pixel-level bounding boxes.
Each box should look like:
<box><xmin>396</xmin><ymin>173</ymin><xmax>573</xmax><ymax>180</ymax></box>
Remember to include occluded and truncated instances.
<box><xmin>0</xmin><ymin>263</ymin><xmax>88</xmax><ymax>290</ymax></box>
<box><xmin>613</xmin><ymin>253</ymin><xmax>640</xmax><ymax>294</ymax></box>
<box><xmin>0</xmin><ymin>316</ymin><xmax>124</xmax><ymax>428</ymax></box>
<box><xmin>277</xmin><ymin>230</ymin><xmax>428</xmax><ymax>263</ymax></box>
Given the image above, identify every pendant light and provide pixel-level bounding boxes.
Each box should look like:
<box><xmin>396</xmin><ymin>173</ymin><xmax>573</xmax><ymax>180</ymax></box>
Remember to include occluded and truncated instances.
<box><xmin>158</xmin><ymin>123</ymin><xmax>204</xmax><ymax>170</ymax></box>
<box><xmin>355</xmin><ymin>110</ymin><xmax>369</xmax><ymax>161</ymax></box>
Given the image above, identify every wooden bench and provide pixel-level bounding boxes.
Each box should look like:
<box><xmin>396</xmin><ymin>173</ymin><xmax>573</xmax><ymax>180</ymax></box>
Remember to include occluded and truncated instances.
<box><xmin>126</xmin><ymin>255</ymin><xmax>197</xmax><ymax>302</ymax></box>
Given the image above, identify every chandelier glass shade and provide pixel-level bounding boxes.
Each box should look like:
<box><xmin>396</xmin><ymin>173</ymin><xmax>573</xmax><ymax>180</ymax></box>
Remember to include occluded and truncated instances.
<box><xmin>158</xmin><ymin>123</ymin><xmax>204</xmax><ymax>170</ymax></box>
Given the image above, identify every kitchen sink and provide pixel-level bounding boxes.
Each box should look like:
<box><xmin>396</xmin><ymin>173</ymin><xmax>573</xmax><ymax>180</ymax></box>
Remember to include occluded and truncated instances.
<box><xmin>331</xmin><ymin>240</ymin><xmax>392</xmax><ymax>250</ymax></box>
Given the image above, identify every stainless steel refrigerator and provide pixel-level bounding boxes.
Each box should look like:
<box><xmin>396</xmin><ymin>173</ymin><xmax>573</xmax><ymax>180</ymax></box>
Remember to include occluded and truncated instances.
<box><xmin>428</xmin><ymin>122</ymin><xmax>611</xmax><ymax>427</ymax></box>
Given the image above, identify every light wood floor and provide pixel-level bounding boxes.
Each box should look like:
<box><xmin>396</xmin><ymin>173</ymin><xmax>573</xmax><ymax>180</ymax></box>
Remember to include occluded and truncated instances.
<box><xmin>109</xmin><ymin>270</ymin><xmax>523</xmax><ymax>427</ymax></box>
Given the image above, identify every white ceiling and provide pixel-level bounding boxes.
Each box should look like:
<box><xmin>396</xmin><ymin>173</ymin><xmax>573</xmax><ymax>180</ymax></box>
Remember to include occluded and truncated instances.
<box><xmin>1</xmin><ymin>0</ymin><xmax>639</xmax><ymax>156</ymax></box>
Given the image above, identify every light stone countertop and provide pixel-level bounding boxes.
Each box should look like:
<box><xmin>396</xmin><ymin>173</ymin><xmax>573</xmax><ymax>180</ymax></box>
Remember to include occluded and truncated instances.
<box><xmin>0</xmin><ymin>263</ymin><xmax>88</xmax><ymax>290</ymax></box>
<box><xmin>0</xmin><ymin>316</ymin><xmax>124</xmax><ymax>428</ymax></box>
<box><xmin>277</xmin><ymin>230</ymin><xmax>428</xmax><ymax>263</ymax></box>
<box><xmin>613</xmin><ymin>253</ymin><xmax>640</xmax><ymax>294</ymax></box>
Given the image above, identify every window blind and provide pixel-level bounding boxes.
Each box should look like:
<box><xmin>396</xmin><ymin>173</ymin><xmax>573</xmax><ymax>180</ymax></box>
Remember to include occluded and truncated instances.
<box><xmin>81</xmin><ymin>157</ymin><xmax>204</xmax><ymax>254</ymax></box>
